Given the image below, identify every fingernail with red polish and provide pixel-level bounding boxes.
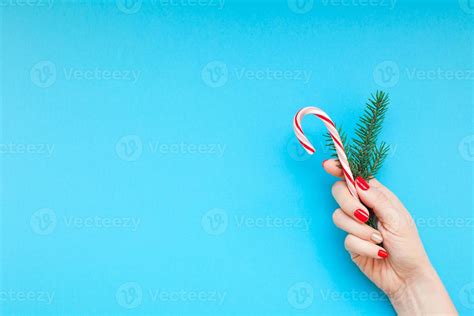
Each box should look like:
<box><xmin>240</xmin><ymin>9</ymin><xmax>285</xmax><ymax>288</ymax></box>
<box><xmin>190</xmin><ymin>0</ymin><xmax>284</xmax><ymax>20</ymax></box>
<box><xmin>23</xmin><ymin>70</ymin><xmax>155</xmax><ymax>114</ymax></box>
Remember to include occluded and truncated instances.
<box><xmin>322</xmin><ymin>159</ymin><xmax>328</xmax><ymax>167</ymax></box>
<box><xmin>354</xmin><ymin>209</ymin><xmax>369</xmax><ymax>222</ymax></box>
<box><xmin>378</xmin><ymin>249</ymin><xmax>389</xmax><ymax>258</ymax></box>
<box><xmin>356</xmin><ymin>176</ymin><xmax>370</xmax><ymax>191</ymax></box>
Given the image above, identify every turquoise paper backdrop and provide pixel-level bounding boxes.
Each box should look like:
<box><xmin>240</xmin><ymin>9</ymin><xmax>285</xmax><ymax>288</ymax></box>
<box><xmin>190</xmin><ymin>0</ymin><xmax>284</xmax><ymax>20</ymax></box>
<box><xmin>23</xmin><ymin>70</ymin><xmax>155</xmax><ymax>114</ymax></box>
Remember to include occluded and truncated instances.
<box><xmin>1</xmin><ymin>0</ymin><xmax>473</xmax><ymax>314</ymax></box>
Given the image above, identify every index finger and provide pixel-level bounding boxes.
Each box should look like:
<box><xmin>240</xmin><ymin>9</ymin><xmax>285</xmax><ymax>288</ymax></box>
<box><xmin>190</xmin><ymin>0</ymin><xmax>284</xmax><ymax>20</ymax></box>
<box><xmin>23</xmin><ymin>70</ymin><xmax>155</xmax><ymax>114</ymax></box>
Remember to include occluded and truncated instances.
<box><xmin>322</xmin><ymin>159</ymin><xmax>344</xmax><ymax>178</ymax></box>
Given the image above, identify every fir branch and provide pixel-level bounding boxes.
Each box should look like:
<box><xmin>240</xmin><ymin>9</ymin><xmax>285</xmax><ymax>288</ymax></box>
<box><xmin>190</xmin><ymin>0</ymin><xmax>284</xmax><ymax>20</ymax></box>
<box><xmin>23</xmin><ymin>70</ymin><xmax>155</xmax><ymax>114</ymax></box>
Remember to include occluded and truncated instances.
<box><xmin>368</xmin><ymin>142</ymin><xmax>390</xmax><ymax>178</ymax></box>
<box><xmin>350</xmin><ymin>91</ymin><xmax>389</xmax><ymax>179</ymax></box>
<box><xmin>324</xmin><ymin>127</ymin><xmax>350</xmax><ymax>159</ymax></box>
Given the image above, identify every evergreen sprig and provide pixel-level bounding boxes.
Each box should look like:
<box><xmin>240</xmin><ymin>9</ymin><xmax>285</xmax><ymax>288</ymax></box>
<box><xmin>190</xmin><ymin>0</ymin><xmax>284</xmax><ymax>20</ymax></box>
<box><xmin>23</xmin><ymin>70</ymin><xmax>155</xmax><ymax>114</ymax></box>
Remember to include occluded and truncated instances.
<box><xmin>351</xmin><ymin>91</ymin><xmax>389</xmax><ymax>180</ymax></box>
<box><xmin>325</xmin><ymin>91</ymin><xmax>390</xmax><ymax>228</ymax></box>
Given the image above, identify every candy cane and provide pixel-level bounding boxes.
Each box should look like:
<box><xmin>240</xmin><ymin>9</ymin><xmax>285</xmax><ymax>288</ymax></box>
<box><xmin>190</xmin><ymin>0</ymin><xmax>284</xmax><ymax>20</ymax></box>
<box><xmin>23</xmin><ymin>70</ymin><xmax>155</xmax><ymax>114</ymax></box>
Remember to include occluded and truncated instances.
<box><xmin>293</xmin><ymin>107</ymin><xmax>359</xmax><ymax>199</ymax></box>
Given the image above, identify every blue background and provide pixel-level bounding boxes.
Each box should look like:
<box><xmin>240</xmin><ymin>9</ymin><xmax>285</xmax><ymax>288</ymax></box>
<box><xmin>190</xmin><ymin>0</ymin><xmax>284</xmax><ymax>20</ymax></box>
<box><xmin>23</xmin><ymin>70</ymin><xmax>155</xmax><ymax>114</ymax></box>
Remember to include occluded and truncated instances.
<box><xmin>1</xmin><ymin>0</ymin><xmax>473</xmax><ymax>314</ymax></box>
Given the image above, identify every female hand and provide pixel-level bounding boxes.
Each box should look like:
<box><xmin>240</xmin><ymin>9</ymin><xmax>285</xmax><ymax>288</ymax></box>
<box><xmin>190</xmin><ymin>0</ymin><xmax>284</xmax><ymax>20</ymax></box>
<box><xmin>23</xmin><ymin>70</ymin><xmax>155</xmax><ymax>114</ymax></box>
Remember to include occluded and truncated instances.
<box><xmin>323</xmin><ymin>159</ymin><xmax>457</xmax><ymax>315</ymax></box>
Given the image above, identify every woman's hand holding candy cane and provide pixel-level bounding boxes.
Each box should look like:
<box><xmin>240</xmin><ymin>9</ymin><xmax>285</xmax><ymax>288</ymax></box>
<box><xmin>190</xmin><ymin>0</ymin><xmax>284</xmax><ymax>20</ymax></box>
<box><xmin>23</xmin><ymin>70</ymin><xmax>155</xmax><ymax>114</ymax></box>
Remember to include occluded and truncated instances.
<box><xmin>323</xmin><ymin>159</ymin><xmax>457</xmax><ymax>315</ymax></box>
<box><xmin>293</xmin><ymin>106</ymin><xmax>457</xmax><ymax>314</ymax></box>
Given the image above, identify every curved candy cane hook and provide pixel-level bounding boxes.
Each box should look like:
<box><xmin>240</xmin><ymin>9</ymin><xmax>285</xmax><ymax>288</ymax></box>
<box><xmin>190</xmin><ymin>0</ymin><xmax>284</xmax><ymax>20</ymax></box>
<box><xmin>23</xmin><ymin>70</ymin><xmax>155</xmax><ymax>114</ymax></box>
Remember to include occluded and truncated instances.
<box><xmin>293</xmin><ymin>107</ymin><xmax>359</xmax><ymax>199</ymax></box>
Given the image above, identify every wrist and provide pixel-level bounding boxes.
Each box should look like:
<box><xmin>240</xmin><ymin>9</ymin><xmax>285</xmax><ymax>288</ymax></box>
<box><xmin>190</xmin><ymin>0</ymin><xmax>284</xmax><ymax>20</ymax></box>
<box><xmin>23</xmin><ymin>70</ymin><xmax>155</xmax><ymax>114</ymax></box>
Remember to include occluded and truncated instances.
<box><xmin>389</xmin><ymin>265</ymin><xmax>457</xmax><ymax>315</ymax></box>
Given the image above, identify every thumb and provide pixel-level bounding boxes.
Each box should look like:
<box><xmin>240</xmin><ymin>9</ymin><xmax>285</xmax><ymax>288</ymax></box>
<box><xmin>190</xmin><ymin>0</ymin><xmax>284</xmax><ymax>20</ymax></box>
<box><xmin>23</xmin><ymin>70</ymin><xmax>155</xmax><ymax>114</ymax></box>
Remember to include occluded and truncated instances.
<box><xmin>354</xmin><ymin>176</ymin><xmax>401</xmax><ymax>231</ymax></box>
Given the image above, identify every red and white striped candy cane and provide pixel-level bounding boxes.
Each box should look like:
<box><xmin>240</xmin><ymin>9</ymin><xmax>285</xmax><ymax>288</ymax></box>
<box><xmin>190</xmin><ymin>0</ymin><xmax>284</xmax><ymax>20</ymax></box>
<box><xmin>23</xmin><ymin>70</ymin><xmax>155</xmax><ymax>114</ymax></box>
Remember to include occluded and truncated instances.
<box><xmin>293</xmin><ymin>107</ymin><xmax>359</xmax><ymax>199</ymax></box>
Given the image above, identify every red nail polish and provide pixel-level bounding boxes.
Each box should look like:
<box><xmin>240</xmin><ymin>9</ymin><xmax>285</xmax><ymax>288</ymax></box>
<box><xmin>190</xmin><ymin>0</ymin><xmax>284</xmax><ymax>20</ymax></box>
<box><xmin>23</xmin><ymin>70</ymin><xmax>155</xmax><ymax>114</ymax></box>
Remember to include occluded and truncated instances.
<box><xmin>378</xmin><ymin>249</ymin><xmax>389</xmax><ymax>258</ymax></box>
<box><xmin>356</xmin><ymin>176</ymin><xmax>370</xmax><ymax>191</ymax></box>
<box><xmin>322</xmin><ymin>159</ymin><xmax>328</xmax><ymax>167</ymax></box>
<box><xmin>354</xmin><ymin>209</ymin><xmax>369</xmax><ymax>223</ymax></box>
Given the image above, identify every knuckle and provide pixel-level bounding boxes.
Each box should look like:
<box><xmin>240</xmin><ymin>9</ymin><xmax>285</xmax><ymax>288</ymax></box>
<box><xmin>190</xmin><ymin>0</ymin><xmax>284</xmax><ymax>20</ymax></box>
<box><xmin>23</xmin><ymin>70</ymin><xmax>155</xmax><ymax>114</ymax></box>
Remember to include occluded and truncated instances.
<box><xmin>373</xmin><ymin>189</ymin><xmax>390</xmax><ymax>206</ymax></box>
